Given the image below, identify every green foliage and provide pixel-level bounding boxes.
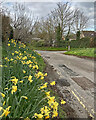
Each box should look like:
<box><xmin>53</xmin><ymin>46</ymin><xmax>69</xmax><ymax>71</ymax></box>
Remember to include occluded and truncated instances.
<box><xmin>70</xmin><ymin>37</ymin><xmax>90</xmax><ymax>48</ymax></box>
<box><xmin>65</xmin><ymin>48</ymin><xmax>95</xmax><ymax>57</ymax></box>
<box><xmin>56</xmin><ymin>23</ymin><xmax>62</xmax><ymax>47</ymax></box>
<box><xmin>76</xmin><ymin>31</ymin><xmax>80</xmax><ymax>40</ymax></box>
<box><xmin>9</xmin><ymin>27</ymin><xmax>14</xmax><ymax>40</ymax></box>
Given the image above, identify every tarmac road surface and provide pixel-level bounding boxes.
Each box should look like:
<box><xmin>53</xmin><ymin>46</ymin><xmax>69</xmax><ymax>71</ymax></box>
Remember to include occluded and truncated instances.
<box><xmin>36</xmin><ymin>50</ymin><xmax>96</xmax><ymax>119</ymax></box>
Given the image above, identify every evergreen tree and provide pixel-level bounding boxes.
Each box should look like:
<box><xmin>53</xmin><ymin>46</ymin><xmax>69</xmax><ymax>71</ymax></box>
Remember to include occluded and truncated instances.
<box><xmin>76</xmin><ymin>30</ymin><xmax>80</xmax><ymax>40</ymax></box>
<box><xmin>56</xmin><ymin>23</ymin><xmax>62</xmax><ymax>47</ymax></box>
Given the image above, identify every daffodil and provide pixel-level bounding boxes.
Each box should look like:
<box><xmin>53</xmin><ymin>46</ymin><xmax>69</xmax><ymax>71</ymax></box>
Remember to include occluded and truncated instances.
<box><xmin>4</xmin><ymin>88</ymin><xmax>8</xmax><ymax>90</ymax></box>
<box><xmin>40</xmin><ymin>82</ymin><xmax>48</xmax><ymax>89</ymax></box>
<box><xmin>3</xmin><ymin>101</ymin><xmax>6</xmax><ymax>106</ymax></box>
<box><xmin>12</xmin><ymin>53</ymin><xmax>14</xmax><ymax>56</ymax></box>
<box><xmin>0</xmin><ymin>65</ymin><xmax>3</xmax><ymax>67</ymax></box>
<box><xmin>21</xmin><ymin>96</ymin><xmax>28</xmax><ymax>99</ymax></box>
<box><xmin>8</xmin><ymin>44</ymin><xmax>10</xmax><ymax>46</ymax></box>
<box><xmin>0</xmin><ymin>92</ymin><xmax>5</xmax><ymax>97</ymax></box>
<box><xmin>19</xmin><ymin>80</ymin><xmax>23</xmax><ymax>83</ymax></box>
<box><xmin>34</xmin><ymin>113</ymin><xmax>43</xmax><ymax>119</ymax></box>
<box><xmin>44</xmin><ymin>73</ymin><xmax>47</xmax><ymax>76</ymax></box>
<box><xmin>50</xmin><ymin>81</ymin><xmax>56</xmax><ymax>86</ymax></box>
<box><xmin>10</xmin><ymin>76</ymin><xmax>18</xmax><ymax>85</ymax></box>
<box><xmin>11</xmin><ymin>86</ymin><xmax>17</xmax><ymax>94</ymax></box>
<box><xmin>61</xmin><ymin>100</ymin><xmax>66</xmax><ymax>104</ymax></box>
<box><xmin>24</xmin><ymin>51</ymin><xmax>26</xmax><ymax>53</ymax></box>
<box><xmin>0</xmin><ymin>106</ymin><xmax>11</xmax><ymax>117</ymax></box>
<box><xmin>28</xmin><ymin>75</ymin><xmax>33</xmax><ymax>83</ymax></box>
<box><xmin>22</xmin><ymin>56</ymin><xmax>27</xmax><ymax>60</ymax></box>
<box><xmin>10</xmin><ymin>58</ymin><xmax>13</xmax><ymax>61</ymax></box>
<box><xmin>0</xmin><ymin>107</ymin><xmax>3</xmax><ymax>111</ymax></box>
<box><xmin>52</xmin><ymin>110</ymin><xmax>58</xmax><ymax>118</ymax></box>
<box><xmin>45</xmin><ymin>91</ymin><xmax>50</xmax><ymax>96</ymax></box>
<box><xmin>29</xmin><ymin>64</ymin><xmax>32</xmax><ymax>68</ymax></box>
<box><xmin>23</xmin><ymin>70</ymin><xmax>26</xmax><ymax>74</ymax></box>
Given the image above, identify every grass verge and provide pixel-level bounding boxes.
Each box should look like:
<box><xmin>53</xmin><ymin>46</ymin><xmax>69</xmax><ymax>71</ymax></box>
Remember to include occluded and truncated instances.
<box><xmin>30</xmin><ymin>46</ymin><xmax>67</xmax><ymax>51</ymax></box>
<box><xmin>64</xmin><ymin>48</ymin><xmax>96</xmax><ymax>57</ymax></box>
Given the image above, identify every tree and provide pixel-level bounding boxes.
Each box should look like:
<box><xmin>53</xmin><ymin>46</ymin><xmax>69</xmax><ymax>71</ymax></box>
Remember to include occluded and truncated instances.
<box><xmin>12</xmin><ymin>3</ymin><xmax>35</xmax><ymax>43</ymax></box>
<box><xmin>53</xmin><ymin>2</ymin><xmax>73</xmax><ymax>40</ymax></box>
<box><xmin>56</xmin><ymin>23</ymin><xmax>62</xmax><ymax>47</ymax></box>
<box><xmin>72</xmin><ymin>9</ymin><xmax>89</xmax><ymax>39</ymax></box>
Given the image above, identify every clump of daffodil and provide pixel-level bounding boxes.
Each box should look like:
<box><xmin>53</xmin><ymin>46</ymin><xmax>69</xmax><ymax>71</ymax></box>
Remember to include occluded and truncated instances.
<box><xmin>22</xmin><ymin>56</ymin><xmax>27</xmax><ymax>60</ymax></box>
<box><xmin>35</xmin><ymin>71</ymin><xmax>44</xmax><ymax>80</ymax></box>
<box><xmin>33</xmin><ymin>65</ymin><xmax>38</xmax><ymax>70</ymax></box>
<box><xmin>40</xmin><ymin>106</ymin><xmax>50</xmax><ymax>119</ymax></box>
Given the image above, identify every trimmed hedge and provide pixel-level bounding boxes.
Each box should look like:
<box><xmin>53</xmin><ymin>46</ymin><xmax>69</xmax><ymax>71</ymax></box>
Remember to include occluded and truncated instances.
<box><xmin>59</xmin><ymin>37</ymin><xmax>90</xmax><ymax>48</ymax></box>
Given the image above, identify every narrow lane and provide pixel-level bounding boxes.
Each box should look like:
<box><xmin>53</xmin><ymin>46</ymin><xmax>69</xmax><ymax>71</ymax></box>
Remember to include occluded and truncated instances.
<box><xmin>37</xmin><ymin>50</ymin><xmax>95</xmax><ymax>119</ymax></box>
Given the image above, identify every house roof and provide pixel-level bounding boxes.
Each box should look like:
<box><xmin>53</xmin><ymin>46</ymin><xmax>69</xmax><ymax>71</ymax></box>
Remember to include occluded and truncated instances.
<box><xmin>82</xmin><ymin>31</ymin><xmax>95</xmax><ymax>38</ymax></box>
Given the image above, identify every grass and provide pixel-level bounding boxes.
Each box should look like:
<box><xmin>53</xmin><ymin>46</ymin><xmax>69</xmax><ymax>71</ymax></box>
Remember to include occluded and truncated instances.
<box><xmin>64</xmin><ymin>48</ymin><xmax>96</xmax><ymax>57</ymax></box>
<box><xmin>30</xmin><ymin>46</ymin><xmax>67</xmax><ymax>51</ymax></box>
<box><xmin>1</xmin><ymin>40</ymin><xmax>61</xmax><ymax>119</ymax></box>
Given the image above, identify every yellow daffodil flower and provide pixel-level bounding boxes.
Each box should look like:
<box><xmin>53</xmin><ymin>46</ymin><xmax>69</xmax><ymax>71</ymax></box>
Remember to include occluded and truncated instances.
<box><xmin>10</xmin><ymin>77</ymin><xmax>18</xmax><ymax>85</ymax></box>
<box><xmin>21</xmin><ymin>96</ymin><xmax>28</xmax><ymax>99</ymax></box>
<box><xmin>0</xmin><ymin>106</ymin><xmax>11</xmax><ymax>117</ymax></box>
<box><xmin>61</xmin><ymin>100</ymin><xmax>66</xmax><ymax>104</ymax></box>
<box><xmin>44</xmin><ymin>73</ymin><xmax>47</xmax><ymax>76</ymax></box>
<box><xmin>0</xmin><ymin>92</ymin><xmax>5</xmax><ymax>97</ymax></box>
<box><xmin>23</xmin><ymin>70</ymin><xmax>26</xmax><ymax>74</ymax></box>
<box><xmin>11</xmin><ymin>86</ymin><xmax>17</xmax><ymax>94</ymax></box>
<box><xmin>50</xmin><ymin>81</ymin><xmax>56</xmax><ymax>86</ymax></box>
<box><xmin>8</xmin><ymin>44</ymin><xmax>10</xmax><ymax>46</ymax></box>
<box><xmin>45</xmin><ymin>91</ymin><xmax>50</xmax><ymax>96</ymax></box>
<box><xmin>0</xmin><ymin>65</ymin><xmax>3</xmax><ymax>67</ymax></box>
<box><xmin>52</xmin><ymin>110</ymin><xmax>58</xmax><ymax>118</ymax></box>
<box><xmin>4</xmin><ymin>88</ymin><xmax>8</xmax><ymax>90</ymax></box>
<box><xmin>3</xmin><ymin>101</ymin><xmax>5</xmax><ymax>106</ymax></box>
<box><xmin>34</xmin><ymin>113</ymin><xmax>43</xmax><ymax>119</ymax></box>
<box><xmin>19</xmin><ymin>80</ymin><xmax>23</xmax><ymax>83</ymax></box>
<box><xmin>12</xmin><ymin>53</ymin><xmax>14</xmax><ymax>56</ymax></box>
<box><xmin>28</xmin><ymin>75</ymin><xmax>33</xmax><ymax>83</ymax></box>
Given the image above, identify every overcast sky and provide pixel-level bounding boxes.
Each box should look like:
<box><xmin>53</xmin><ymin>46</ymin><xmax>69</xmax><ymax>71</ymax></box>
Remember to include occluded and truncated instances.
<box><xmin>3</xmin><ymin>1</ymin><xmax>94</xmax><ymax>31</ymax></box>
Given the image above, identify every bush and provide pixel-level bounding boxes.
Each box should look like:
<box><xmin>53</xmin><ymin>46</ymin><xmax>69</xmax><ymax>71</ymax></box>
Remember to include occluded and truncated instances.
<box><xmin>70</xmin><ymin>37</ymin><xmax>90</xmax><ymax>48</ymax></box>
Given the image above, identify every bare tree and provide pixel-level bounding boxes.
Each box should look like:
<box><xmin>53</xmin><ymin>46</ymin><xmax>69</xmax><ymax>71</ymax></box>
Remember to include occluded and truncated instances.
<box><xmin>12</xmin><ymin>3</ymin><xmax>35</xmax><ymax>43</ymax></box>
<box><xmin>51</xmin><ymin>2</ymin><xmax>74</xmax><ymax>40</ymax></box>
<box><xmin>72</xmin><ymin>9</ymin><xmax>89</xmax><ymax>33</ymax></box>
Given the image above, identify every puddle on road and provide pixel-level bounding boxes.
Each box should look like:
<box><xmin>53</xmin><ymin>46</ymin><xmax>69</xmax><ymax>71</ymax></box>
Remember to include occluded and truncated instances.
<box><xmin>71</xmin><ymin>77</ymin><xmax>95</xmax><ymax>90</ymax></box>
<box><xmin>59</xmin><ymin>64</ymin><xmax>79</xmax><ymax>76</ymax></box>
<box><xmin>57</xmin><ymin>78</ymin><xmax>70</xmax><ymax>87</ymax></box>
<box><xmin>45</xmin><ymin>56</ymin><xmax>50</xmax><ymax>59</ymax></box>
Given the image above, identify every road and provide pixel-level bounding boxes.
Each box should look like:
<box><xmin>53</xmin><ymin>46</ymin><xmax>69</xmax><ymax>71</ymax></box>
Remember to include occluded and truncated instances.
<box><xmin>37</xmin><ymin>50</ymin><xmax>96</xmax><ymax>119</ymax></box>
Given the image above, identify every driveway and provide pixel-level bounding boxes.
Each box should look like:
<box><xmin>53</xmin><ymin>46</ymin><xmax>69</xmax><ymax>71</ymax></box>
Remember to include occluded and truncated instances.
<box><xmin>37</xmin><ymin>50</ymin><xmax>96</xmax><ymax>119</ymax></box>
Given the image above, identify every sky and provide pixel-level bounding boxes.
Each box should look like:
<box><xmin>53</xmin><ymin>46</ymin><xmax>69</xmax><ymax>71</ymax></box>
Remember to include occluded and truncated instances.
<box><xmin>2</xmin><ymin>0</ymin><xmax>95</xmax><ymax>31</ymax></box>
